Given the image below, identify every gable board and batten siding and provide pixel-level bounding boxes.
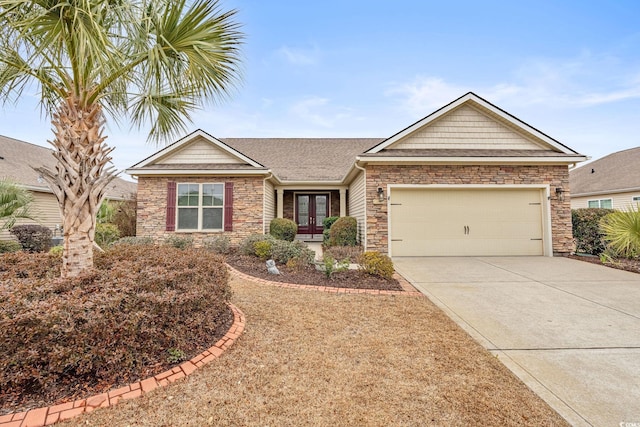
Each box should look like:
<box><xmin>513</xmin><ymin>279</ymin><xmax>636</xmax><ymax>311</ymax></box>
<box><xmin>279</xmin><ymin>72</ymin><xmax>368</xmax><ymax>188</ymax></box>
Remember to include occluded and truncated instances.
<box><xmin>155</xmin><ymin>136</ymin><xmax>245</xmax><ymax>165</ymax></box>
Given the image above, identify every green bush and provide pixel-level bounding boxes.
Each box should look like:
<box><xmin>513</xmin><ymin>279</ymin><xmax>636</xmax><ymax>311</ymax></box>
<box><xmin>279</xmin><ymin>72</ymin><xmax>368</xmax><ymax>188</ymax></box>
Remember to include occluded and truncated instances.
<box><xmin>10</xmin><ymin>224</ymin><xmax>52</xmax><ymax>253</ymax></box>
<box><xmin>572</xmin><ymin>208</ymin><xmax>615</xmax><ymax>255</ymax></box>
<box><xmin>253</xmin><ymin>240</ymin><xmax>272</xmax><ymax>259</ymax></box>
<box><xmin>358</xmin><ymin>251</ymin><xmax>394</xmax><ymax>280</ymax></box>
<box><xmin>48</xmin><ymin>245</ymin><xmax>63</xmax><ymax>257</ymax></box>
<box><xmin>95</xmin><ymin>223</ymin><xmax>121</xmax><ymax>248</ymax></box>
<box><xmin>113</xmin><ymin>236</ymin><xmax>154</xmax><ymax>246</ymax></box>
<box><xmin>164</xmin><ymin>235</ymin><xmax>194</xmax><ymax>249</ymax></box>
<box><xmin>322</xmin><ymin>216</ymin><xmax>339</xmax><ymax>244</ymax></box>
<box><xmin>271</xmin><ymin>239</ymin><xmax>315</xmax><ymax>265</ymax></box>
<box><xmin>0</xmin><ymin>240</ymin><xmax>22</xmax><ymax>253</ymax></box>
<box><xmin>112</xmin><ymin>195</ymin><xmax>137</xmax><ymax>237</ymax></box>
<box><xmin>269</xmin><ymin>218</ymin><xmax>298</xmax><ymax>241</ymax></box>
<box><xmin>239</xmin><ymin>234</ymin><xmax>276</xmax><ymax>256</ymax></box>
<box><xmin>319</xmin><ymin>253</ymin><xmax>349</xmax><ymax>279</ymax></box>
<box><xmin>600</xmin><ymin>206</ymin><xmax>640</xmax><ymax>259</ymax></box>
<box><xmin>1</xmin><ymin>246</ymin><xmax>231</xmax><ymax>406</ymax></box>
<box><xmin>203</xmin><ymin>235</ymin><xmax>231</xmax><ymax>254</ymax></box>
<box><xmin>327</xmin><ymin>216</ymin><xmax>358</xmax><ymax>247</ymax></box>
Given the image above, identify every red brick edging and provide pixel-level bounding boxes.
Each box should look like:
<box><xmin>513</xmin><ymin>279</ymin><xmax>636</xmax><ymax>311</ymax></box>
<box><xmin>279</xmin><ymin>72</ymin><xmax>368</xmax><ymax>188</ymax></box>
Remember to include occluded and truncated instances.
<box><xmin>0</xmin><ymin>304</ymin><xmax>245</xmax><ymax>427</ymax></box>
<box><xmin>227</xmin><ymin>264</ymin><xmax>424</xmax><ymax>297</ymax></box>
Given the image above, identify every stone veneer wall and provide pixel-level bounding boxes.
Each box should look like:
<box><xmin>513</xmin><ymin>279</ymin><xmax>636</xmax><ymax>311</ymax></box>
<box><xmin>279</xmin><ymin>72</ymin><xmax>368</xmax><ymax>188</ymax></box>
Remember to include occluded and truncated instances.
<box><xmin>365</xmin><ymin>164</ymin><xmax>573</xmax><ymax>255</ymax></box>
<box><xmin>136</xmin><ymin>176</ymin><xmax>264</xmax><ymax>245</ymax></box>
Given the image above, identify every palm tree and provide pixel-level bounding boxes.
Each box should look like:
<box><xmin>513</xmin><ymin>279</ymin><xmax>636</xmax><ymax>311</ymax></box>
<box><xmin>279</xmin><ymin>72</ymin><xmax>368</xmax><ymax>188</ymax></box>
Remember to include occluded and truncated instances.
<box><xmin>0</xmin><ymin>178</ymin><xmax>34</xmax><ymax>231</ymax></box>
<box><xmin>0</xmin><ymin>0</ymin><xmax>242</xmax><ymax>277</ymax></box>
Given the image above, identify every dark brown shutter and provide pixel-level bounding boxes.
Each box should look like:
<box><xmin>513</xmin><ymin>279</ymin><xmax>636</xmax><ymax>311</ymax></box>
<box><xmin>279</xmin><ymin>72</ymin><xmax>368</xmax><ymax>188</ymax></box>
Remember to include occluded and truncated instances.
<box><xmin>166</xmin><ymin>181</ymin><xmax>177</xmax><ymax>231</ymax></box>
<box><xmin>224</xmin><ymin>182</ymin><xmax>234</xmax><ymax>231</ymax></box>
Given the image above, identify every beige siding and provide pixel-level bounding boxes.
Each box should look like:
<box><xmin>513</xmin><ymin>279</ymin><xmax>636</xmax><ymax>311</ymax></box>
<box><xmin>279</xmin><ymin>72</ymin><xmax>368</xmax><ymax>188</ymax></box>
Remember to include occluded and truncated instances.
<box><xmin>1</xmin><ymin>191</ymin><xmax>61</xmax><ymax>241</ymax></box>
<box><xmin>157</xmin><ymin>137</ymin><xmax>244</xmax><ymax>165</ymax></box>
<box><xmin>571</xmin><ymin>192</ymin><xmax>640</xmax><ymax>210</ymax></box>
<box><xmin>263</xmin><ymin>180</ymin><xmax>276</xmax><ymax>233</ymax></box>
<box><xmin>348</xmin><ymin>170</ymin><xmax>366</xmax><ymax>244</ymax></box>
<box><xmin>392</xmin><ymin>105</ymin><xmax>546</xmax><ymax>150</ymax></box>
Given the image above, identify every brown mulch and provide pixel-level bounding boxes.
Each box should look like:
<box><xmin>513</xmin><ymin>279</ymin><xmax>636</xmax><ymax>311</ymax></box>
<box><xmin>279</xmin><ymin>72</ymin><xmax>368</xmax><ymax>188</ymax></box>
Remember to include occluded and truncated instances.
<box><xmin>225</xmin><ymin>254</ymin><xmax>403</xmax><ymax>291</ymax></box>
<box><xmin>568</xmin><ymin>254</ymin><xmax>640</xmax><ymax>274</ymax></box>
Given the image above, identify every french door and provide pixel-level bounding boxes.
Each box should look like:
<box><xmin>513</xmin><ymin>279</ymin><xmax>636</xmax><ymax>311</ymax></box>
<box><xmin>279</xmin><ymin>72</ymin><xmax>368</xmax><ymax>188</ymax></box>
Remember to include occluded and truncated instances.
<box><xmin>296</xmin><ymin>194</ymin><xmax>329</xmax><ymax>236</ymax></box>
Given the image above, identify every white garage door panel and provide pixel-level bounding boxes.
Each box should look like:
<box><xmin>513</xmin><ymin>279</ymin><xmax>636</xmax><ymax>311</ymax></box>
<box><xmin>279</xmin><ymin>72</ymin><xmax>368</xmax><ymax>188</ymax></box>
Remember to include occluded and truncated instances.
<box><xmin>390</xmin><ymin>188</ymin><xmax>544</xmax><ymax>256</ymax></box>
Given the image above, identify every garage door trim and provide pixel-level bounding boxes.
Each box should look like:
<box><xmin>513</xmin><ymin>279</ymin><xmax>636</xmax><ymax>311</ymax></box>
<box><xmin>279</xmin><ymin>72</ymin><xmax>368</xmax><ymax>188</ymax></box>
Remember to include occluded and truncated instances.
<box><xmin>387</xmin><ymin>184</ymin><xmax>553</xmax><ymax>257</ymax></box>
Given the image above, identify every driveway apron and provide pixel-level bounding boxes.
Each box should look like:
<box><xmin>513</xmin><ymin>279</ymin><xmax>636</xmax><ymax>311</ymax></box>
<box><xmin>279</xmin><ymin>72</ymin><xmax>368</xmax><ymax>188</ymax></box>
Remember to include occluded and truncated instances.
<box><xmin>393</xmin><ymin>256</ymin><xmax>640</xmax><ymax>427</ymax></box>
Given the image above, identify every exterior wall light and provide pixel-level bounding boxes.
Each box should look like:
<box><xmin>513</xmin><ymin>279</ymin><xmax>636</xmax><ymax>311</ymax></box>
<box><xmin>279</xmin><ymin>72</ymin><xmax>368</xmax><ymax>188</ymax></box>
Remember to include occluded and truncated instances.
<box><xmin>377</xmin><ymin>187</ymin><xmax>385</xmax><ymax>202</ymax></box>
<box><xmin>555</xmin><ymin>187</ymin><xmax>565</xmax><ymax>202</ymax></box>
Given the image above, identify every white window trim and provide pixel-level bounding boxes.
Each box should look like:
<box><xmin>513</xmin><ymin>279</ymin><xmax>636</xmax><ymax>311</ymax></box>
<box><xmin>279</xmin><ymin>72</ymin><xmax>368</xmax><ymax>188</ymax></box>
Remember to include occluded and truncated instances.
<box><xmin>587</xmin><ymin>198</ymin><xmax>613</xmax><ymax>209</ymax></box>
<box><xmin>176</xmin><ymin>182</ymin><xmax>224</xmax><ymax>231</ymax></box>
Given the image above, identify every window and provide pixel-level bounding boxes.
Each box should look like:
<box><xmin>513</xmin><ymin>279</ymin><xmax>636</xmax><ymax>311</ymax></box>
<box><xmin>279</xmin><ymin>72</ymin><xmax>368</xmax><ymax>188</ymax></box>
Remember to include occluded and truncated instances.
<box><xmin>587</xmin><ymin>199</ymin><xmax>612</xmax><ymax>209</ymax></box>
<box><xmin>633</xmin><ymin>196</ymin><xmax>640</xmax><ymax>203</ymax></box>
<box><xmin>177</xmin><ymin>183</ymin><xmax>224</xmax><ymax>230</ymax></box>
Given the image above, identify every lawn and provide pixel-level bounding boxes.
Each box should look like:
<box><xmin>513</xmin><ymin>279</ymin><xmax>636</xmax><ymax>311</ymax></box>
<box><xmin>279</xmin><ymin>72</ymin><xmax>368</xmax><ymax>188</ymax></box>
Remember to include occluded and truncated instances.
<box><xmin>58</xmin><ymin>274</ymin><xmax>568</xmax><ymax>426</ymax></box>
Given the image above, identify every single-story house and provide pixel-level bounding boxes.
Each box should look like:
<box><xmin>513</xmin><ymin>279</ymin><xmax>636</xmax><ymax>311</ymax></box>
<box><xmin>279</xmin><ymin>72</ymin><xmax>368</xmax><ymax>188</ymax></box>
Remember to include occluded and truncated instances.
<box><xmin>0</xmin><ymin>135</ymin><xmax>137</xmax><ymax>240</ymax></box>
<box><xmin>127</xmin><ymin>92</ymin><xmax>587</xmax><ymax>257</ymax></box>
<box><xmin>570</xmin><ymin>146</ymin><xmax>640</xmax><ymax>210</ymax></box>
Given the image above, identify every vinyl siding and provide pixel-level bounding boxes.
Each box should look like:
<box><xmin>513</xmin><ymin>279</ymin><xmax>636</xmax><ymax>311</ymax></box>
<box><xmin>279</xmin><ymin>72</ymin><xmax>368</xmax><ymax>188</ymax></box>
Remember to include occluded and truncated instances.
<box><xmin>393</xmin><ymin>105</ymin><xmax>545</xmax><ymax>150</ymax></box>
<box><xmin>1</xmin><ymin>191</ymin><xmax>61</xmax><ymax>241</ymax></box>
<box><xmin>157</xmin><ymin>137</ymin><xmax>244</xmax><ymax>165</ymax></box>
<box><xmin>263</xmin><ymin>180</ymin><xmax>275</xmax><ymax>233</ymax></box>
<box><xmin>571</xmin><ymin>192</ymin><xmax>640</xmax><ymax>210</ymax></box>
<box><xmin>348</xmin><ymin>171</ymin><xmax>366</xmax><ymax>245</ymax></box>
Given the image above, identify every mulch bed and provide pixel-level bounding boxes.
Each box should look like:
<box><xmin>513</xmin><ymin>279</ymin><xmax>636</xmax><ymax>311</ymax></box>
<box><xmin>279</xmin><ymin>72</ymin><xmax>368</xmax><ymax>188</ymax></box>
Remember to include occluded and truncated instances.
<box><xmin>568</xmin><ymin>254</ymin><xmax>640</xmax><ymax>274</ymax></box>
<box><xmin>225</xmin><ymin>254</ymin><xmax>403</xmax><ymax>291</ymax></box>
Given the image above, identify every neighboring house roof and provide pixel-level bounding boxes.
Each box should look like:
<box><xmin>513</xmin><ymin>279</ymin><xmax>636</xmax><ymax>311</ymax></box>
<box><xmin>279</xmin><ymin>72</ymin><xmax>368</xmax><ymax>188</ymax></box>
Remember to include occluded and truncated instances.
<box><xmin>570</xmin><ymin>146</ymin><xmax>640</xmax><ymax>197</ymax></box>
<box><xmin>0</xmin><ymin>134</ymin><xmax>137</xmax><ymax>199</ymax></box>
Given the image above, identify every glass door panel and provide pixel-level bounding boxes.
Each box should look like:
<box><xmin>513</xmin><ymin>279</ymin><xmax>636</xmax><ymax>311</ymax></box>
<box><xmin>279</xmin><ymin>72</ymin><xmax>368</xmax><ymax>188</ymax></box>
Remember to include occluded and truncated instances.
<box><xmin>315</xmin><ymin>195</ymin><xmax>327</xmax><ymax>233</ymax></box>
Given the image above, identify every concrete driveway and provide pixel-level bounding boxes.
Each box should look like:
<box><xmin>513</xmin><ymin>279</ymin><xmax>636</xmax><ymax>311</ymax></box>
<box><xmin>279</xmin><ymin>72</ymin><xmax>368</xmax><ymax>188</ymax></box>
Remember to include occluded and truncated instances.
<box><xmin>393</xmin><ymin>256</ymin><xmax>640</xmax><ymax>427</ymax></box>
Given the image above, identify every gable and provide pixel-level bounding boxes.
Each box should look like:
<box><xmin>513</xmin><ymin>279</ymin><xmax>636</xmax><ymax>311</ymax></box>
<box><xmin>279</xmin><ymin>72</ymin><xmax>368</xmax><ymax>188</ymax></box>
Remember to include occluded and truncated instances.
<box><xmin>391</xmin><ymin>104</ymin><xmax>547</xmax><ymax>151</ymax></box>
<box><xmin>156</xmin><ymin>136</ymin><xmax>245</xmax><ymax>165</ymax></box>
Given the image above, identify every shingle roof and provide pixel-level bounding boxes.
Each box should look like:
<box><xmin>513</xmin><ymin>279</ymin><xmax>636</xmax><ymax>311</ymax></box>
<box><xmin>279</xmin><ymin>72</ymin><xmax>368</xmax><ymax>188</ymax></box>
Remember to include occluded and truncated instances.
<box><xmin>360</xmin><ymin>149</ymin><xmax>579</xmax><ymax>158</ymax></box>
<box><xmin>221</xmin><ymin>138</ymin><xmax>383</xmax><ymax>181</ymax></box>
<box><xmin>570</xmin><ymin>146</ymin><xmax>640</xmax><ymax>196</ymax></box>
<box><xmin>0</xmin><ymin>135</ymin><xmax>137</xmax><ymax>199</ymax></box>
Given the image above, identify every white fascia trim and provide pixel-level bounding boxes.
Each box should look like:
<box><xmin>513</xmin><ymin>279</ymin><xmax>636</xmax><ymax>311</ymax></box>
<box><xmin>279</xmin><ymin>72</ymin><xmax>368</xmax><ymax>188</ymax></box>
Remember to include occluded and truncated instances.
<box><xmin>274</xmin><ymin>183</ymin><xmax>347</xmax><ymax>190</ymax></box>
<box><xmin>357</xmin><ymin>155</ymin><xmax>587</xmax><ymax>165</ymax></box>
<box><xmin>386</xmin><ymin>183</ymin><xmax>554</xmax><ymax>257</ymax></box>
<box><xmin>126</xmin><ymin>168</ymin><xmax>271</xmax><ymax>176</ymax></box>
<box><xmin>130</xmin><ymin>129</ymin><xmax>264</xmax><ymax>168</ymax></box>
<box><xmin>572</xmin><ymin>187</ymin><xmax>640</xmax><ymax>198</ymax></box>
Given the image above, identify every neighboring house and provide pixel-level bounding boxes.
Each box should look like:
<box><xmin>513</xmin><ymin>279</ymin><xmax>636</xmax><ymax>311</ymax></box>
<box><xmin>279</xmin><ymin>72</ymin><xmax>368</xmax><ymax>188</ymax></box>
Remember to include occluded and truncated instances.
<box><xmin>0</xmin><ymin>135</ymin><xmax>137</xmax><ymax>240</ymax></box>
<box><xmin>127</xmin><ymin>92</ymin><xmax>586</xmax><ymax>257</ymax></box>
<box><xmin>570</xmin><ymin>147</ymin><xmax>640</xmax><ymax>211</ymax></box>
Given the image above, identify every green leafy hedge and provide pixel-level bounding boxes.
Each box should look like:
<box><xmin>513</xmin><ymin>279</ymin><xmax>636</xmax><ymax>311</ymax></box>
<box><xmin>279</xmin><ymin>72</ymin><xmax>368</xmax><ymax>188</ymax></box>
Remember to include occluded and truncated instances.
<box><xmin>269</xmin><ymin>218</ymin><xmax>298</xmax><ymax>241</ymax></box>
<box><xmin>327</xmin><ymin>216</ymin><xmax>358</xmax><ymax>247</ymax></box>
<box><xmin>572</xmin><ymin>208</ymin><xmax>614</xmax><ymax>255</ymax></box>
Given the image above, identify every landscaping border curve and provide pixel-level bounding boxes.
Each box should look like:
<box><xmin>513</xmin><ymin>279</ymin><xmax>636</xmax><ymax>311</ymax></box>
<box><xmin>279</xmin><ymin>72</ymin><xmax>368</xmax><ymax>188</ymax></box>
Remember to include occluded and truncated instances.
<box><xmin>227</xmin><ymin>264</ymin><xmax>424</xmax><ymax>297</ymax></box>
<box><xmin>0</xmin><ymin>304</ymin><xmax>245</xmax><ymax>427</ymax></box>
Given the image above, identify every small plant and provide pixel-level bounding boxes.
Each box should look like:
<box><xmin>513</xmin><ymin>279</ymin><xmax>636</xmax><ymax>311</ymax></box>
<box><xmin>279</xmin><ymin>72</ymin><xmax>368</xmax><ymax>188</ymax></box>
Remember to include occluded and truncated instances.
<box><xmin>164</xmin><ymin>235</ymin><xmax>194</xmax><ymax>249</ymax></box>
<box><xmin>271</xmin><ymin>239</ymin><xmax>315</xmax><ymax>265</ymax></box>
<box><xmin>253</xmin><ymin>240</ymin><xmax>272</xmax><ymax>259</ymax></box>
<box><xmin>0</xmin><ymin>178</ymin><xmax>35</xmax><ymax>231</ymax></box>
<box><xmin>166</xmin><ymin>348</ymin><xmax>187</xmax><ymax>364</ymax></box>
<box><xmin>327</xmin><ymin>216</ymin><xmax>358</xmax><ymax>247</ymax></box>
<box><xmin>600</xmin><ymin>206</ymin><xmax>640</xmax><ymax>259</ymax></box>
<box><xmin>324</xmin><ymin>245</ymin><xmax>363</xmax><ymax>263</ymax></box>
<box><xmin>95</xmin><ymin>223</ymin><xmax>121</xmax><ymax>248</ymax></box>
<box><xmin>358</xmin><ymin>251</ymin><xmax>394</xmax><ymax>280</ymax></box>
<box><xmin>204</xmin><ymin>235</ymin><xmax>231</xmax><ymax>254</ymax></box>
<box><xmin>10</xmin><ymin>224</ymin><xmax>52</xmax><ymax>253</ymax></box>
<box><xmin>49</xmin><ymin>245</ymin><xmax>63</xmax><ymax>257</ymax></box>
<box><xmin>0</xmin><ymin>240</ymin><xmax>22</xmax><ymax>253</ymax></box>
<box><xmin>319</xmin><ymin>253</ymin><xmax>349</xmax><ymax>279</ymax></box>
<box><xmin>269</xmin><ymin>218</ymin><xmax>298</xmax><ymax>241</ymax></box>
<box><xmin>239</xmin><ymin>234</ymin><xmax>276</xmax><ymax>256</ymax></box>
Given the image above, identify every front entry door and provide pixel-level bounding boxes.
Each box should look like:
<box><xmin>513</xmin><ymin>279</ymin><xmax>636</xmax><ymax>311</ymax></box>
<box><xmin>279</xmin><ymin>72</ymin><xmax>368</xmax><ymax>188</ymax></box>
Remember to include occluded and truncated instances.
<box><xmin>296</xmin><ymin>194</ymin><xmax>328</xmax><ymax>236</ymax></box>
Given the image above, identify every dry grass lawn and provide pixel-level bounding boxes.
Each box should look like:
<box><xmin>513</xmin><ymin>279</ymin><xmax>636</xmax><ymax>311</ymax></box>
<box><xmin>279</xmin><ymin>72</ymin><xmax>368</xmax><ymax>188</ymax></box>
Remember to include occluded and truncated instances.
<box><xmin>60</xmin><ymin>276</ymin><xmax>568</xmax><ymax>426</ymax></box>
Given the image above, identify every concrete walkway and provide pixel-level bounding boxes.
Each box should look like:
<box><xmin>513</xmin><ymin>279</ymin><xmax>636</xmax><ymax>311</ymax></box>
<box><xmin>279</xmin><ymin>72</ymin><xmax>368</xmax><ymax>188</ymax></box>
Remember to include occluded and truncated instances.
<box><xmin>393</xmin><ymin>256</ymin><xmax>640</xmax><ymax>427</ymax></box>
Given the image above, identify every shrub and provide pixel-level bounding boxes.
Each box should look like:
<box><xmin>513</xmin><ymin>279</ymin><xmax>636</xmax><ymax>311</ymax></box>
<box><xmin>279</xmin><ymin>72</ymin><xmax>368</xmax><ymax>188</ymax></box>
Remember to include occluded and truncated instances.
<box><xmin>49</xmin><ymin>245</ymin><xmax>63</xmax><ymax>257</ymax></box>
<box><xmin>0</xmin><ymin>240</ymin><xmax>22</xmax><ymax>253</ymax></box>
<box><xmin>253</xmin><ymin>240</ymin><xmax>273</xmax><ymax>259</ymax></box>
<box><xmin>203</xmin><ymin>235</ymin><xmax>231</xmax><ymax>254</ymax></box>
<box><xmin>164</xmin><ymin>235</ymin><xmax>194</xmax><ymax>249</ymax></box>
<box><xmin>112</xmin><ymin>195</ymin><xmax>137</xmax><ymax>237</ymax></box>
<box><xmin>600</xmin><ymin>206</ymin><xmax>640</xmax><ymax>259</ymax></box>
<box><xmin>269</xmin><ymin>218</ymin><xmax>298</xmax><ymax>241</ymax></box>
<box><xmin>323</xmin><ymin>245</ymin><xmax>363</xmax><ymax>263</ymax></box>
<box><xmin>358</xmin><ymin>251</ymin><xmax>394</xmax><ymax>280</ymax></box>
<box><xmin>0</xmin><ymin>251</ymin><xmax>62</xmax><ymax>280</ymax></box>
<box><xmin>327</xmin><ymin>216</ymin><xmax>358</xmax><ymax>247</ymax></box>
<box><xmin>10</xmin><ymin>224</ymin><xmax>52</xmax><ymax>253</ymax></box>
<box><xmin>113</xmin><ymin>236</ymin><xmax>154</xmax><ymax>246</ymax></box>
<box><xmin>95</xmin><ymin>223</ymin><xmax>121</xmax><ymax>248</ymax></box>
<box><xmin>271</xmin><ymin>239</ymin><xmax>315</xmax><ymax>265</ymax></box>
<box><xmin>572</xmin><ymin>208</ymin><xmax>614</xmax><ymax>255</ymax></box>
<box><xmin>1</xmin><ymin>246</ymin><xmax>231</xmax><ymax>406</ymax></box>
<box><xmin>322</xmin><ymin>216</ymin><xmax>340</xmax><ymax>244</ymax></box>
<box><xmin>239</xmin><ymin>234</ymin><xmax>276</xmax><ymax>256</ymax></box>
<box><xmin>319</xmin><ymin>253</ymin><xmax>349</xmax><ymax>279</ymax></box>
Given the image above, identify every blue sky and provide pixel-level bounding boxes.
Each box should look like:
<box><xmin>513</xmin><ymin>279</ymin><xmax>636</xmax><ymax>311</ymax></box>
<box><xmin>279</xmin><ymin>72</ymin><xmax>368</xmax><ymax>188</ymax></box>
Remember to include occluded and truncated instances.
<box><xmin>1</xmin><ymin>0</ymin><xmax>639</xmax><ymax>177</ymax></box>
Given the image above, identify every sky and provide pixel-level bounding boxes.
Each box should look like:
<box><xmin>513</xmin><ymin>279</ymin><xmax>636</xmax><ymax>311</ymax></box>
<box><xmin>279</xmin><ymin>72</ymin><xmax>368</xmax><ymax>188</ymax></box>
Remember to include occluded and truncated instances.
<box><xmin>1</xmin><ymin>0</ymin><xmax>639</xmax><ymax>180</ymax></box>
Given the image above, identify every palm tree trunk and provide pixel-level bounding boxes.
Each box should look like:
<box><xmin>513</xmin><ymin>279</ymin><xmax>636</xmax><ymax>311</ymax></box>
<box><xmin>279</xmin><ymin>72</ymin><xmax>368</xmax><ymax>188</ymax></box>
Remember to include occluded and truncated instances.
<box><xmin>36</xmin><ymin>95</ymin><xmax>116</xmax><ymax>278</ymax></box>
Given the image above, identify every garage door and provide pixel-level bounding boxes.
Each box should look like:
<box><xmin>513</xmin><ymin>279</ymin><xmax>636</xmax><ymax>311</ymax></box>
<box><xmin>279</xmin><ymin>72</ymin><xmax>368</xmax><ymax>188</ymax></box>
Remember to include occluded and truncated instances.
<box><xmin>390</xmin><ymin>188</ymin><xmax>544</xmax><ymax>256</ymax></box>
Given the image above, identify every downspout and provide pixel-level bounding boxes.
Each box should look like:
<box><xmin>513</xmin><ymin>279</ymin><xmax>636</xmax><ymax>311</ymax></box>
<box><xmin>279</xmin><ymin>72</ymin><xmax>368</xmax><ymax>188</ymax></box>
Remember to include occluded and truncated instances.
<box><xmin>354</xmin><ymin>161</ymin><xmax>367</xmax><ymax>251</ymax></box>
<box><xmin>263</xmin><ymin>172</ymin><xmax>273</xmax><ymax>234</ymax></box>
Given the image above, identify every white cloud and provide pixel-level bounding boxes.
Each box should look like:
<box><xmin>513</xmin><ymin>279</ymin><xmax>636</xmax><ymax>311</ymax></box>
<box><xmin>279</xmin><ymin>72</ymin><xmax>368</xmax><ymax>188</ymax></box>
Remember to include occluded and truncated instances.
<box><xmin>290</xmin><ymin>97</ymin><xmax>333</xmax><ymax>127</ymax></box>
<box><xmin>277</xmin><ymin>46</ymin><xmax>319</xmax><ymax>65</ymax></box>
